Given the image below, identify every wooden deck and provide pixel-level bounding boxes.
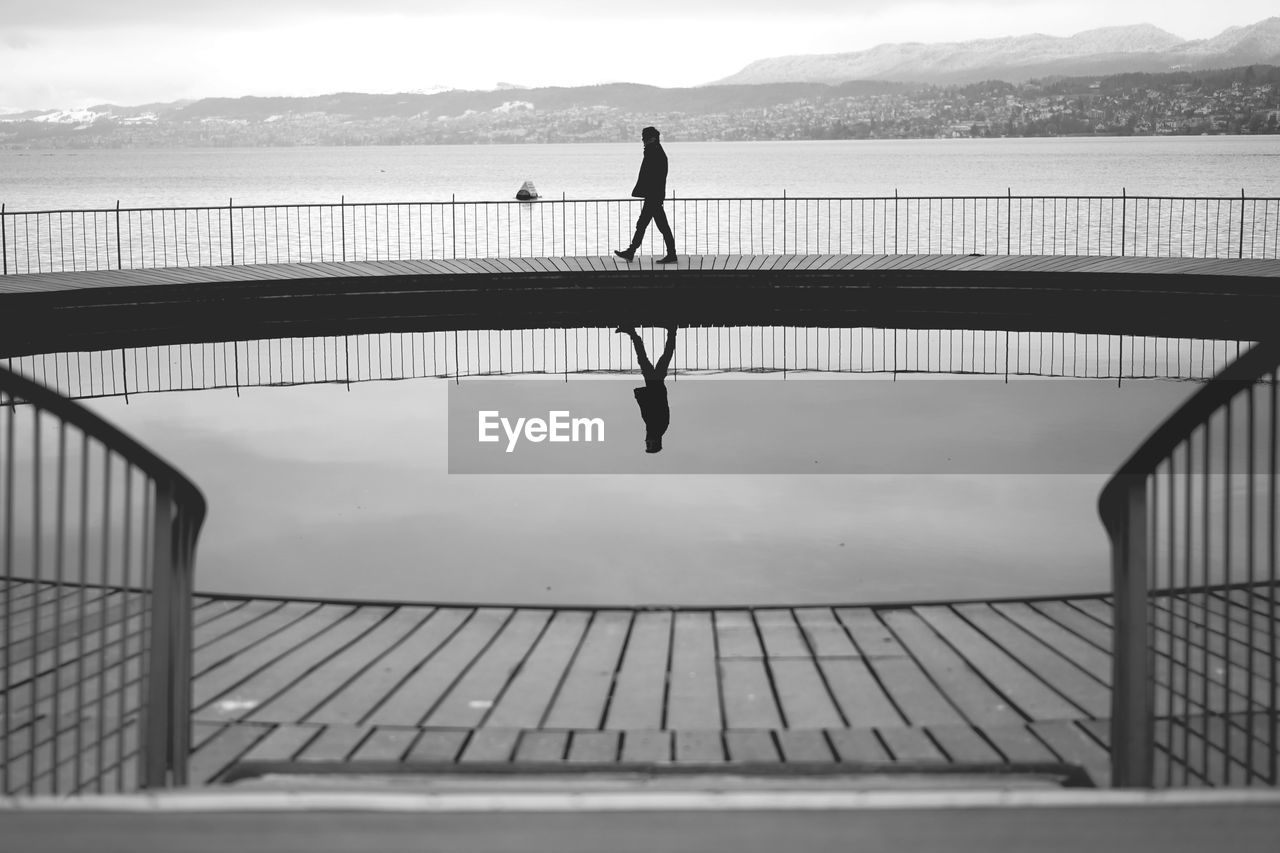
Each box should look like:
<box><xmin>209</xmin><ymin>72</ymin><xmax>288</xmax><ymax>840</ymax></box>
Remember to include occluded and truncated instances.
<box><xmin>5</xmin><ymin>579</ymin><xmax>1276</xmax><ymax>794</ymax></box>
<box><xmin>3</xmin><ymin>253</ymin><xmax>1278</xmax><ymax>357</ymax></box>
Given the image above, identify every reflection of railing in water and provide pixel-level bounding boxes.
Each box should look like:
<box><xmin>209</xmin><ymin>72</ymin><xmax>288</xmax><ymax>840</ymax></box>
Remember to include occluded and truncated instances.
<box><xmin>1100</xmin><ymin>340</ymin><xmax>1279</xmax><ymax>788</ymax></box>
<box><xmin>0</xmin><ymin>367</ymin><xmax>206</xmax><ymax>794</ymax></box>
<box><xmin>3</xmin><ymin>194</ymin><xmax>1278</xmax><ymax>275</ymax></box>
<box><xmin>1</xmin><ymin>328</ymin><xmax>1253</xmax><ymax>402</ymax></box>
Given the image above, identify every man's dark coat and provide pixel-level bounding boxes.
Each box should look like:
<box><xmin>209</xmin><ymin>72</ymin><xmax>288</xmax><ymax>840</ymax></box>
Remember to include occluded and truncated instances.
<box><xmin>631</xmin><ymin>142</ymin><xmax>668</xmax><ymax>200</ymax></box>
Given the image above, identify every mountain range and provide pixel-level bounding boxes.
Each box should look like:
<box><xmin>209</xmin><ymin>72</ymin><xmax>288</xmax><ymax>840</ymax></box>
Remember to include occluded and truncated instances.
<box><xmin>714</xmin><ymin>17</ymin><xmax>1280</xmax><ymax>85</ymax></box>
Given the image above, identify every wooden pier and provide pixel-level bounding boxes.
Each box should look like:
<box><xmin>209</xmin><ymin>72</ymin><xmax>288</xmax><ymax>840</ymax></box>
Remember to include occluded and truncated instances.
<box><xmin>5</xmin><ymin>579</ymin><xmax>1277</xmax><ymax>793</ymax></box>
<box><xmin>3</xmin><ymin>253</ymin><xmax>1279</xmax><ymax>357</ymax></box>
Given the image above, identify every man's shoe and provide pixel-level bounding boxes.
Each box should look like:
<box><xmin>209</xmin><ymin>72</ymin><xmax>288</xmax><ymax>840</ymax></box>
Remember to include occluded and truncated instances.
<box><xmin>656</xmin><ymin>254</ymin><xmax>678</xmax><ymax>264</ymax></box>
<box><xmin>614</xmin><ymin>249</ymin><xmax>635</xmax><ymax>261</ymax></box>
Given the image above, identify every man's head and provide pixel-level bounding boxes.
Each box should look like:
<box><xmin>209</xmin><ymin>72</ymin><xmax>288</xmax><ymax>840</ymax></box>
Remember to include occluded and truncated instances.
<box><xmin>641</xmin><ymin>126</ymin><xmax>660</xmax><ymax>145</ymax></box>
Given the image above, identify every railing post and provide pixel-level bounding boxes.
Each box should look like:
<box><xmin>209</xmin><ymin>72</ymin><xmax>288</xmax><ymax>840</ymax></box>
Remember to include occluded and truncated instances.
<box><xmin>2</xmin><ymin>202</ymin><xmax>7</xmax><ymax>275</ymax></box>
<box><xmin>894</xmin><ymin>189</ymin><xmax>899</xmax><ymax>254</ymax></box>
<box><xmin>228</xmin><ymin>198</ymin><xmax>235</xmax><ymax>266</ymax></box>
<box><xmin>1006</xmin><ymin>188</ymin><xmax>1012</xmax><ymax>255</ymax></box>
<box><xmin>169</xmin><ymin>515</ymin><xmax>195</xmax><ymax>786</ymax></box>
<box><xmin>115</xmin><ymin>201</ymin><xmax>122</xmax><ymax>271</ymax></box>
<box><xmin>1240</xmin><ymin>188</ymin><xmax>1246</xmax><ymax>259</ymax></box>
<box><xmin>1108</xmin><ymin>475</ymin><xmax>1154</xmax><ymax>787</ymax></box>
<box><xmin>143</xmin><ymin>484</ymin><xmax>176</xmax><ymax>788</ymax></box>
<box><xmin>452</xmin><ymin>193</ymin><xmax>457</xmax><ymax>259</ymax></box>
<box><xmin>340</xmin><ymin>195</ymin><xmax>347</xmax><ymax>263</ymax></box>
<box><xmin>782</xmin><ymin>190</ymin><xmax>786</xmax><ymax>254</ymax></box>
<box><xmin>1121</xmin><ymin>188</ymin><xmax>1127</xmax><ymax>257</ymax></box>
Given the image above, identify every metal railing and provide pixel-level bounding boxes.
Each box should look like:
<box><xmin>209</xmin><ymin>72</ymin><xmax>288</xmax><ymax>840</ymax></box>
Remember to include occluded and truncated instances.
<box><xmin>2</xmin><ymin>193</ymin><xmax>1278</xmax><ymax>275</ymax></box>
<box><xmin>1100</xmin><ymin>339</ymin><xmax>1279</xmax><ymax>788</ymax></box>
<box><xmin>2</xmin><ymin>329</ymin><xmax>1251</xmax><ymax>403</ymax></box>
<box><xmin>0</xmin><ymin>366</ymin><xmax>206</xmax><ymax>794</ymax></box>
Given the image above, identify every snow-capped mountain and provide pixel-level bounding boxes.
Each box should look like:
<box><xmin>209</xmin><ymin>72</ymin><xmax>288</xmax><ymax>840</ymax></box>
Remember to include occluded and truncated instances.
<box><xmin>713</xmin><ymin>18</ymin><xmax>1280</xmax><ymax>85</ymax></box>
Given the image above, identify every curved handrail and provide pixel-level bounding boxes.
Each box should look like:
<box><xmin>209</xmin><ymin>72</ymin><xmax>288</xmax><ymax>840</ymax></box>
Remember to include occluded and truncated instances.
<box><xmin>2</xmin><ymin>365</ymin><xmax>207</xmax><ymax>793</ymax></box>
<box><xmin>1098</xmin><ymin>338</ymin><xmax>1280</xmax><ymax>525</ymax></box>
<box><xmin>0</xmin><ymin>365</ymin><xmax>206</xmax><ymax>522</ymax></box>
<box><xmin>1098</xmin><ymin>337</ymin><xmax>1280</xmax><ymax>789</ymax></box>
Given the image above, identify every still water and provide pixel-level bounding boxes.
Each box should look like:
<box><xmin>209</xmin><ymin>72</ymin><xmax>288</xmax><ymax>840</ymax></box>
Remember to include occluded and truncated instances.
<box><xmin>2</xmin><ymin>136</ymin><xmax>1278</xmax><ymax>210</ymax></box>
<box><xmin>21</xmin><ymin>328</ymin><xmax>1214</xmax><ymax>607</ymax></box>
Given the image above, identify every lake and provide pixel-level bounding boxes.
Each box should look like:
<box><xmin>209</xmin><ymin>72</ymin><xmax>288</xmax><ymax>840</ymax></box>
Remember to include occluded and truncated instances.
<box><xmin>2</xmin><ymin>136</ymin><xmax>1278</xmax><ymax>211</ymax></box>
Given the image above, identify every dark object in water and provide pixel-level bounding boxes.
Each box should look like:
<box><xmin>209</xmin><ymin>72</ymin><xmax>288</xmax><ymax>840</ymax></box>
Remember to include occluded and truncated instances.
<box><xmin>516</xmin><ymin>180</ymin><xmax>540</xmax><ymax>200</ymax></box>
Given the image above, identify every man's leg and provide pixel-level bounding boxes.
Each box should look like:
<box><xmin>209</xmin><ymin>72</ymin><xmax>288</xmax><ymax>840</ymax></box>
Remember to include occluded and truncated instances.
<box><xmin>628</xmin><ymin>206</ymin><xmax>655</xmax><ymax>250</ymax></box>
<box><xmin>653</xmin><ymin>326</ymin><xmax>677</xmax><ymax>379</ymax></box>
<box><xmin>651</xmin><ymin>203</ymin><xmax>677</xmax><ymax>261</ymax></box>
<box><xmin>628</xmin><ymin>331</ymin><xmax>657</xmax><ymax>381</ymax></box>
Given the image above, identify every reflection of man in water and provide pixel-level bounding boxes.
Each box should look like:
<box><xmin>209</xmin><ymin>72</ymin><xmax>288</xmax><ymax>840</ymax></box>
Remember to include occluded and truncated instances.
<box><xmin>616</xmin><ymin>326</ymin><xmax>677</xmax><ymax>453</ymax></box>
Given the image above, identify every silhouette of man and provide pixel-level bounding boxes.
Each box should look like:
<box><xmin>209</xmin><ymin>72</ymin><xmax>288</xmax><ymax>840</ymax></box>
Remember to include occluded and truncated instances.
<box><xmin>616</xmin><ymin>326</ymin><xmax>677</xmax><ymax>453</ymax></box>
<box><xmin>614</xmin><ymin>126</ymin><xmax>677</xmax><ymax>264</ymax></box>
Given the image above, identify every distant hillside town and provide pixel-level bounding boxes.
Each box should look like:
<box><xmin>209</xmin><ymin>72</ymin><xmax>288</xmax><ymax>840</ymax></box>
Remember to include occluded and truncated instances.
<box><xmin>2</xmin><ymin>66</ymin><xmax>1277</xmax><ymax>148</ymax></box>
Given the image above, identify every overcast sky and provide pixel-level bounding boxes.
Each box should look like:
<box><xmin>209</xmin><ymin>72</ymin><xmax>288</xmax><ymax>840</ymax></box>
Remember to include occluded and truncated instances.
<box><xmin>1</xmin><ymin>1</ymin><xmax>1275</xmax><ymax>112</ymax></box>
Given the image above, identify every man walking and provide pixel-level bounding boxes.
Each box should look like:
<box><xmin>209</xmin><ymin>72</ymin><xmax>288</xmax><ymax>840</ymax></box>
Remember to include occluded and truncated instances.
<box><xmin>614</xmin><ymin>126</ymin><xmax>677</xmax><ymax>264</ymax></box>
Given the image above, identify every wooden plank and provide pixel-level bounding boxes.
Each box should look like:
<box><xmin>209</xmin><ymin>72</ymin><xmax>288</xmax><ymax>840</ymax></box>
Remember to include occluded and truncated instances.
<box><xmin>459</xmin><ymin>728</ymin><xmax>519</xmax><ymax>763</ymax></box>
<box><xmin>794</xmin><ymin>608</ymin><xmax>859</xmax><ymax>657</ymax></box>
<box><xmin>860</xmin><ymin>656</ymin><xmax>966</xmax><ymax>727</ymax></box>
<box><xmin>351</xmin><ymin>727</ymin><xmax>419</xmax><ymax>761</ymax></box>
<box><xmin>834</xmin><ymin>608</ymin><xmax>906</xmax><ymax>659</ymax></box>
<box><xmin>483</xmin><ymin>610</ymin><xmax>590</xmax><ymax>729</ymax></box>
<box><xmin>665</xmin><ymin>611</ymin><xmax>722</xmax><ymax>730</ymax></box>
<box><xmin>879</xmin><ymin>608</ymin><xmax>1024</xmax><ymax>726</ymax></box>
<box><xmin>775</xmin><ymin>729</ymin><xmax>835</xmax><ymax>763</ymax></box>
<box><xmin>603</xmin><ymin>611</ymin><xmax>671</xmax><ymax>730</ymax></box>
<box><xmin>1029</xmin><ymin>720</ymin><xmax>1112</xmax><ymax>787</ymax></box>
<box><xmin>991</xmin><ymin>602</ymin><xmax>1112</xmax><ymax>685</ymax></box>
<box><xmin>295</xmin><ymin>725</ymin><xmax>372</xmax><ymax>762</ymax></box>
<box><xmin>542</xmin><ymin>611</ymin><xmax>631</xmax><ymax>730</ymax></box>
<box><xmin>725</xmin><ymin>730</ymin><xmax>780</xmax><ymax>762</ymax></box>
<box><xmin>363</xmin><ymin>608</ymin><xmax>511</xmax><ymax>727</ymax></box>
<box><xmin>755</xmin><ymin>609</ymin><xmax>810</xmax><ymax>658</ymax></box>
<box><xmin>304</xmin><ymin>606</ymin><xmax>469</xmax><ymax>725</ymax></box>
<box><xmin>402</xmin><ymin>729</ymin><xmax>467</xmax><ymax>762</ymax></box>
<box><xmin>514</xmin><ymin>730</ymin><xmax>567</xmax><ymax>763</ymax></box>
<box><xmin>8</xmin><ymin>591</ymin><xmax>144</xmax><ymax>665</ymax></box>
<box><xmin>955</xmin><ymin>603</ymin><xmax>1110</xmax><ymax>718</ymax></box>
<box><xmin>244</xmin><ymin>606</ymin><xmax>434</xmax><ymax>724</ymax></box>
<box><xmin>191</xmin><ymin>604</ymin><xmax>356</xmax><ymax>712</ymax></box>
<box><xmin>620</xmin><ymin>730</ymin><xmax>672</xmax><ymax>763</ymax></box>
<box><xmin>719</xmin><ymin>659</ymin><xmax>784</xmax><ymax>730</ymax></box>
<box><xmin>192</xmin><ymin>601</ymin><xmax>320</xmax><ymax>674</ymax></box>
<box><xmin>187</xmin><ymin>723</ymin><xmax>270</xmax><ymax>784</ymax></box>
<box><xmin>425</xmin><ymin>609</ymin><xmax>553</xmax><ymax>727</ymax></box>
<box><xmin>926</xmin><ymin>725</ymin><xmax>1003</xmax><ymax>763</ymax></box>
<box><xmin>1070</xmin><ymin>598</ymin><xmax>1115</xmax><ymax>627</ymax></box>
<box><xmin>714</xmin><ymin>610</ymin><xmax>763</xmax><ymax>659</ymax></box>
<box><xmin>980</xmin><ymin>724</ymin><xmax>1061</xmax><ymax>764</ymax></box>
<box><xmin>1032</xmin><ymin>600</ymin><xmax>1112</xmax><ymax>650</ymax></box>
<box><xmin>817</xmin><ymin>658</ymin><xmax>907</xmax><ymax>727</ymax></box>
<box><xmin>877</xmin><ymin>726</ymin><xmax>946</xmax><ymax>762</ymax></box>
<box><xmin>675</xmin><ymin>730</ymin><xmax>725</xmax><ymax>763</ymax></box>
<box><xmin>201</xmin><ymin>605</ymin><xmax>391</xmax><ymax>720</ymax></box>
<box><xmin>826</xmin><ymin>728</ymin><xmax>890</xmax><ymax>762</ymax></box>
<box><xmin>914</xmin><ymin>605</ymin><xmax>1082</xmax><ymax>721</ymax></box>
<box><xmin>236</xmin><ymin>724</ymin><xmax>320</xmax><ymax>763</ymax></box>
<box><xmin>567</xmin><ymin>731</ymin><xmax>620</xmax><ymax>764</ymax></box>
<box><xmin>7</xmin><ymin>605</ymin><xmax>147</xmax><ymax>707</ymax></box>
<box><xmin>769</xmin><ymin>659</ymin><xmax>844</xmax><ymax>729</ymax></box>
